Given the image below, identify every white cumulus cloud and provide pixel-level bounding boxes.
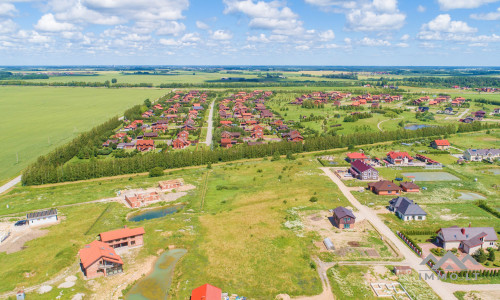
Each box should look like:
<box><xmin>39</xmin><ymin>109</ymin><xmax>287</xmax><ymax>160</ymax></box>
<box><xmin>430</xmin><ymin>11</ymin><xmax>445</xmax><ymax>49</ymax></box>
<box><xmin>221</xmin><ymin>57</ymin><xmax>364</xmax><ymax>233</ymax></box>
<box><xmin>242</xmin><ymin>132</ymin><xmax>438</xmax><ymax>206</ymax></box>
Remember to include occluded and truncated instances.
<box><xmin>437</xmin><ymin>0</ymin><xmax>500</xmax><ymax>10</ymax></box>
<box><xmin>211</xmin><ymin>29</ymin><xmax>233</xmax><ymax>40</ymax></box>
<box><xmin>471</xmin><ymin>7</ymin><xmax>500</xmax><ymax>20</ymax></box>
<box><xmin>35</xmin><ymin>14</ymin><xmax>75</xmax><ymax>32</ymax></box>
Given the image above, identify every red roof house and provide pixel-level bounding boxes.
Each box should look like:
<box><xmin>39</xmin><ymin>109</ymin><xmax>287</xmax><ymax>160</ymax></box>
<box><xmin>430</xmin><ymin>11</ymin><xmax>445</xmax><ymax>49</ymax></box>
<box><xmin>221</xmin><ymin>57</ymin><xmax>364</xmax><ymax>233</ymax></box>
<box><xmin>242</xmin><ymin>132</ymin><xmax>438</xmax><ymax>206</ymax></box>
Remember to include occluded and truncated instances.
<box><xmin>431</xmin><ymin>139</ymin><xmax>450</xmax><ymax>150</ymax></box>
<box><xmin>79</xmin><ymin>240</ymin><xmax>123</xmax><ymax>279</ymax></box>
<box><xmin>136</xmin><ymin>140</ymin><xmax>155</xmax><ymax>152</ymax></box>
<box><xmin>100</xmin><ymin>226</ymin><xmax>145</xmax><ymax>249</ymax></box>
<box><xmin>190</xmin><ymin>284</ymin><xmax>222</xmax><ymax>300</ymax></box>
<box><xmin>172</xmin><ymin>138</ymin><xmax>190</xmax><ymax>149</ymax></box>
<box><xmin>346</xmin><ymin>152</ymin><xmax>368</xmax><ymax>162</ymax></box>
<box><xmin>386</xmin><ymin>151</ymin><xmax>413</xmax><ymax>165</ymax></box>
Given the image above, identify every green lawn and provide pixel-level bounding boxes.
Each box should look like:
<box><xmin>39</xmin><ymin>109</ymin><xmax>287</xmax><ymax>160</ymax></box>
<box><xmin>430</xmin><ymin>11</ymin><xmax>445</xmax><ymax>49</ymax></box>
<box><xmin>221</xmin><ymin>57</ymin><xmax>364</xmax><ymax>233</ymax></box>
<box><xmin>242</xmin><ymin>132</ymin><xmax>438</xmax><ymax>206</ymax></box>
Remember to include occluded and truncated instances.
<box><xmin>0</xmin><ymin>86</ymin><xmax>166</xmax><ymax>181</ymax></box>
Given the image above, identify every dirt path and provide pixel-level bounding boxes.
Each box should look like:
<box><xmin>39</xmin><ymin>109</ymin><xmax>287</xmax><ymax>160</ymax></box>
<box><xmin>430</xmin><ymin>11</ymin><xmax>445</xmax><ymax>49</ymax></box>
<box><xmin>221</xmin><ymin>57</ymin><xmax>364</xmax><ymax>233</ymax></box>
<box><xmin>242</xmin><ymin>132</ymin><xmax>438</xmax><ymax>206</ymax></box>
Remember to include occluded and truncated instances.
<box><xmin>293</xmin><ymin>258</ymin><xmax>335</xmax><ymax>300</ymax></box>
<box><xmin>320</xmin><ymin>167</ymin><xmax>457</xmax><ymax>300</ymax></box>
<box><xmin>0</xmin><ymin>175</ymin><xmax>21</xmax><ymax>195</ymax></box>
<box><xmin>377</xmin><ymin>117</ymin><xmax>403</xmax><ymax>132</ymax></box>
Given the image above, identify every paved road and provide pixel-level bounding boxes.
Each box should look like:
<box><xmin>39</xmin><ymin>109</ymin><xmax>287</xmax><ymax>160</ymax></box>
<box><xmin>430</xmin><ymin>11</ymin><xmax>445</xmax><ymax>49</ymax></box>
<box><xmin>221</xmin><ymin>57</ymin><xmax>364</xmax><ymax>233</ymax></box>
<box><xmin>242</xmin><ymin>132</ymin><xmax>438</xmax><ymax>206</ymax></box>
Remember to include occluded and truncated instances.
<box><xmin>457</xmin><ymin>108</ymin><xmax>470</xmax><ymax>119</ymax></box>
<box><xmin>0</xmin><ymin>175</ymin><xmax>21</xmax><ymax>195</ymax></box>
<box><xmin>205</xmin><ymin>100</ymin><xmax>216</xmax><ymax>147</ymax></box>
<box><xmin>320</xmin><ymin>167</ymin><xmax>457</xmax><ymax>300</ymax></box>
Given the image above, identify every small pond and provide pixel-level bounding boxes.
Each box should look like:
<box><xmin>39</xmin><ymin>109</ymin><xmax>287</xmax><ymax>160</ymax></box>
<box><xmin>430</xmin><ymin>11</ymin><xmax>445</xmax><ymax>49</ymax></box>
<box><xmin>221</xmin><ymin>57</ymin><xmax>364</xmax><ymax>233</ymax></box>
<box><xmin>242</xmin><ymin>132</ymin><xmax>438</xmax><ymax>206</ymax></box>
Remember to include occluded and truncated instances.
<box><xmin>128</xmin><ymin>204</ymin><xmax>184</xmax><ymax>222</ymax></box>
<box><xmin>404</xmin><ymin>124</ymin><xmax>433</xmax><ymax>130</ymax></box>
<box><xmin>458</xmin><ymin>192</ymin><xmax>486</xmax><ymax>201</ymax></box>
<box><xmin>126</xmin><ymin>248</ymin><xmax>187</xmax><ymax>300</ymax></box>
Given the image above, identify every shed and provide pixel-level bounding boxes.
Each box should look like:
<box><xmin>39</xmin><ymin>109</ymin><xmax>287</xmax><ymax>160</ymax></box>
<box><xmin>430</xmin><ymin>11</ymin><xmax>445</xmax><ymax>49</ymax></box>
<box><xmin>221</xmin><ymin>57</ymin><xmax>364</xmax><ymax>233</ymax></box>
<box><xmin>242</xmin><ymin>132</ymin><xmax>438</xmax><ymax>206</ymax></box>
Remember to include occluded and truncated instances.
<box><xmin>26</xmin><ymin>209</ymin><xmax>58</xmax><ymax>227</ymax></box>
<box><xmin>16</xmin><ymin>291</ymin><xmax>25</xmax><ymax>300</ymax></box>
<box><xmin>323</xmin><ymin>237</ymin><xmax>335</xmax><ymax>251</ymax></box>
<box><xmin>393</xmin><ymin>266</ymin><xmax>412</xmax><ymax>275</ymax></box>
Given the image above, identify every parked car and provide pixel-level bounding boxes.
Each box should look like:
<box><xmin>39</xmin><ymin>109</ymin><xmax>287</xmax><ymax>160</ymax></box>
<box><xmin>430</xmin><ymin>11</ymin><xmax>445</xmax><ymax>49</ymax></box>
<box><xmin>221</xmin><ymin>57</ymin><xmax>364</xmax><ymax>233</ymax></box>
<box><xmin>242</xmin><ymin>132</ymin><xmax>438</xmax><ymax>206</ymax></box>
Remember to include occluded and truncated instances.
<box><xmin>14</xmin><ymin>220</ymin><xmax>27</xmax><ymax>226</ymax></box>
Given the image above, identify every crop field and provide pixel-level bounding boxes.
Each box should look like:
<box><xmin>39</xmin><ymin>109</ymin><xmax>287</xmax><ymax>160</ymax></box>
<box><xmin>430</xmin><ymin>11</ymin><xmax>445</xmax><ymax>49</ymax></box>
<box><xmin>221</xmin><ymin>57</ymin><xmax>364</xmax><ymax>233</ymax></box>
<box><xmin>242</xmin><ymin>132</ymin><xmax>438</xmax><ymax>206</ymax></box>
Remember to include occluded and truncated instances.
<box><xmin>0</xmin><ymin>86</ymin><xmax>166</xmax><ymax>181</ymax></box>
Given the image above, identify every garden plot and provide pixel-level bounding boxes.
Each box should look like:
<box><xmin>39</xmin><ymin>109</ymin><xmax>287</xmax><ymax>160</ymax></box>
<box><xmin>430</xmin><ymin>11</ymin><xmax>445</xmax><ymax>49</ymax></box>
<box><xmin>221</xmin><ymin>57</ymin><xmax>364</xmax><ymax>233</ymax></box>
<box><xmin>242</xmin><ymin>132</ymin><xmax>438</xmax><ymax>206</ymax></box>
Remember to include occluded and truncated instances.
<box><xmin>302</xmin><ymin>212</ymin><xmax>395</xmax><ymax>260</ymax></box>
<box><xmin>402</xmin><ymin>172</ymin><xmax>459</xmax><ymax>181</ymax></box>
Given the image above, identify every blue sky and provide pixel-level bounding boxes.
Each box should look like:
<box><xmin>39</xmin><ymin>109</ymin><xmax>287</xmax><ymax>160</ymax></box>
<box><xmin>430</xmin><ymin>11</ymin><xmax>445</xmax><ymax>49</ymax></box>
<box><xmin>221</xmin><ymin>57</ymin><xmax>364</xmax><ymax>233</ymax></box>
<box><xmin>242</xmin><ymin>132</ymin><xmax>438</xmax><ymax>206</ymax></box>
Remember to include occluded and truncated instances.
<box><xmin>0</xmin><ymin>0</ymin><xmax>499</xmax><ymax>66</ymax></box>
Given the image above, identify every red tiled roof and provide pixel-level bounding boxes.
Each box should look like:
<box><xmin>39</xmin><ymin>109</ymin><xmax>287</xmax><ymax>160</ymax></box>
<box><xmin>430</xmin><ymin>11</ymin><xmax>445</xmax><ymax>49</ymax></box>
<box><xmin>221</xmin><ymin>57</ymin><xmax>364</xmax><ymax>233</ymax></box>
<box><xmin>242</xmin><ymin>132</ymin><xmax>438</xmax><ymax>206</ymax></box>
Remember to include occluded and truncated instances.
<box><xmin>191</xmin><ymin>284</ymin><xmax>222</xmax><ymax>300</ymax></box>
<box><xmin>433</xmin><ymin>139</ymin><xmax>450</xmax><ymax>146</ymax></box>
<box><xmin>136</xmin><ymin>140</ymin><xmax>154</xmax><ymax>146</ymax></box>
<box><xmin>387</xmin><ymin>151</ymin><xmax>413</xmax><ymax>160</ymax></box>
<box><xmin>79</xmin><ymin>240</ymin><xmax>123</xmax><ymax>269</ymax></box>
<box><xmin>99</xmin><ymin>227</ymin><xmax>145</xmax><ymax>242</ymax></box>
<box><xmin>347</xmin><ymin>152</ymin><xmax>367</xmax><ymax>159</ymax></box>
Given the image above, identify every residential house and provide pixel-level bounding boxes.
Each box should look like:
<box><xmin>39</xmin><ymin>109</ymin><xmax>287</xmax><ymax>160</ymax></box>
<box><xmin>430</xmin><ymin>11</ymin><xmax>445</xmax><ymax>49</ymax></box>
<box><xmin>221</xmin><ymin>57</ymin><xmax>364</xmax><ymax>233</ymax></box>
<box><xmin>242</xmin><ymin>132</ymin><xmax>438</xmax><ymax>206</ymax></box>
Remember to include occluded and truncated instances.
<box><xmin>463</xmin><ymin>149</ymin><xmax>500</xmax><ymax>161</ymax></box>
<box><xmin>79</xmin><ymin>240</ymin><xmax>123</xmax><ymax>279</ymax></box>
<box><xmin>332</xmin><ymin>206</ymin><xmax>356</xmax><ymax>229</ymax></box>
<box><xmin>221</xmin><ymin>138</ymin><xmax>233</xmax><ymax>148</ymax></box>
<box><xmin>386</xmin><ymin>151</ymin><xmax>414</xmax><ymax>165</ymax></box>
<box><xmin>136</xmin><ymin>140</ymin><xmax>154</xmax><ymax>152</ymax></box>
<box><xmin>436</xmin><ymin>226</ymin><xmax>498</xmax><ymax>254</ymax></box>
<box><xmin>178</xmin><ymin>130</ymin><xmax>189</xmax><ymax>140</ymax></box>
<box><xmin>389</xmin><ymin>197</ymin><xmax>426</xmax><ymax>221</ymax></box>
<box><xmin>172</xmin><ymin>138</ymin><xmax>190</xmax><ymax>149</ymax></box>
<box><xmin>27</xmin><ymin>209</ymin><xmax>58</xmax><ymax>227</ymax></box>
<box><xmin>99</xmin><ymin>226</ymin><xmax>145</xmax><ymax>249</ymax></box>
<box><xmin>431</xmin><ymin>139</ymin><xmax>450</xmax><ymax>150</ymax></box>
<box><xmin>349</xmin><ymin>160</ymin><xmax>379</xmax><ymax>180</ymax></box>
<box><xmin>190</xmin><ymin>284</ymin><xmax>222</xmax><ymax>300</ymax></box>
<box><xmin>399</xmin><ymin>182</ymin><xmax>420</xmax><ymax>192</ymax></box>
<box><xmin>473</xmin><ymin>110</ymin><xmax>486</xmax><ymax>119</ymax></box>
<box><xmin>346</xmin><ymin>152</ymin><xmax>368</xmax><ymax>162</ymax></box>
<box><xmin>251</xmin><ymin>125</ymin><xmax>264</xmax><ymax>139</ymax></box>
<box><xmin>287</xmin><ymin>130</ymin><xmax>304</xmax><ymax>142</ymax></box>
<box><xmin>368</xmin><ymin>180</ymin><xmax>402</xmax><ymax>195</ymax></box>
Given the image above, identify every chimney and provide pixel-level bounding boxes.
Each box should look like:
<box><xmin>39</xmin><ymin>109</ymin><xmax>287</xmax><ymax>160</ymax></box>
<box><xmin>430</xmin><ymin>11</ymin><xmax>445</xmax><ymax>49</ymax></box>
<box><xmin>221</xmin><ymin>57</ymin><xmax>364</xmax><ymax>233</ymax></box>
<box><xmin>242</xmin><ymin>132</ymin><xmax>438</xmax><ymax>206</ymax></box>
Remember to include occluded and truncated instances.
<box><xmin>469</xmin><ymin>222</ymin><xmax>471</xmax><ymax>227</ymax></box>
<box><xmin>461</xmin><ymin>228</ymin><xmax>465</xmax><ymax>235</ymax></box>
<box><xmin>124</xmin><ymin>225</ymin><xmax>127</xmax><ymax>229</ymax></box>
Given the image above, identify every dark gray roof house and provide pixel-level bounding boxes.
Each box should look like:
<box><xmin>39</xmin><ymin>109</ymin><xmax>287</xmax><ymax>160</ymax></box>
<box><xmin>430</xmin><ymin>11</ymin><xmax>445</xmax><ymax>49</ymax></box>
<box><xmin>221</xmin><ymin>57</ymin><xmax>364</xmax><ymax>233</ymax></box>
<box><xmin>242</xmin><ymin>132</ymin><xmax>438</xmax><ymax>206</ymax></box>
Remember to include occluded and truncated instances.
<box><xmin>389</xmin><ymin>197</ymin><xmax>426</xmax><ymax>221</ymax></box>
<box><xmin>436</xmin><ymin>226</ymin><xmax>498</xmax><ymax>254</ymax></box>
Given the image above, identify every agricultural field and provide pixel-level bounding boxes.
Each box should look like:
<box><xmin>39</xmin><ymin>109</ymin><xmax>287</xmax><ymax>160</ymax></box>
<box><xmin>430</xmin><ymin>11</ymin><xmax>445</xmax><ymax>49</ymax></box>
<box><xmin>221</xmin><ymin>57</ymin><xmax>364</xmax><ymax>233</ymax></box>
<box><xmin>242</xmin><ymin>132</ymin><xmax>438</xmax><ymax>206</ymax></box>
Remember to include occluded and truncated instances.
<box><xmin>0</xmin><ymin>86</ymin><xmax>166</xmax><ymax>181</ymax></box>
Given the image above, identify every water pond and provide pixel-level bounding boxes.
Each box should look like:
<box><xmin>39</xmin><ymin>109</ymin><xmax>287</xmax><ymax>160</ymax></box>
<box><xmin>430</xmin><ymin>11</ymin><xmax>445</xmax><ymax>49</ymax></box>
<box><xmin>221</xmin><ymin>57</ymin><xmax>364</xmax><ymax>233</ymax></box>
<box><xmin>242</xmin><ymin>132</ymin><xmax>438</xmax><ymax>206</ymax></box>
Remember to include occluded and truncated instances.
<box><xmin>128</xmin><ymin>204</ymin><xmax>184</xmax><ymax>222</ymax></box>
<box><xmin>126</xmin><ymin>248</ymin><xmax>187</xmax><ymax>300</ymax></box>
<box><xmin>404</xmin><ymin>124</ymin><xmax>433</xmax><ymax>130</ymax></box>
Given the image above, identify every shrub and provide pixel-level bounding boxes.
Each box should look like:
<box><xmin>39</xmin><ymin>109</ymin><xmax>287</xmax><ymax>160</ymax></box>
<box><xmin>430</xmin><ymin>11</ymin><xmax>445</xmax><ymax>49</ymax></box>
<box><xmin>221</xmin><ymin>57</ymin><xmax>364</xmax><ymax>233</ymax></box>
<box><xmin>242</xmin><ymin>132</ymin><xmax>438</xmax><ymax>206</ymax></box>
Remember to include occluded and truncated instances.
<box><xmin>309</xmin><ymin>196</ymin><xmax>318</xmax><ymax>202</ymax></box>
<box><xmin>489</xmin><ymin>250</ymin><xmax>496</xmax><ymax>262</ymax></box>
<box><xmin>149</xmin><ymin>167</ymin><xmax>164</xmax><ymax>177</ymax></box>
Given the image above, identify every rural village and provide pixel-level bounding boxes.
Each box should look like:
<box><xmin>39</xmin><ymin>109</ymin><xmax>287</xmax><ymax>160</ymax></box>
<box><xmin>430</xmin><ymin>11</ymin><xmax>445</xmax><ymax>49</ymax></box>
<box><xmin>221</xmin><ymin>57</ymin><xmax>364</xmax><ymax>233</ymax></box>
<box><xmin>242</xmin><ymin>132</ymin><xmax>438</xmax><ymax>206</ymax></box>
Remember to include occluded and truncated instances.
<box><xmin>1</xmin><ymin>66</ymin><xmax>500</xmax><ymax>300</ymax></box>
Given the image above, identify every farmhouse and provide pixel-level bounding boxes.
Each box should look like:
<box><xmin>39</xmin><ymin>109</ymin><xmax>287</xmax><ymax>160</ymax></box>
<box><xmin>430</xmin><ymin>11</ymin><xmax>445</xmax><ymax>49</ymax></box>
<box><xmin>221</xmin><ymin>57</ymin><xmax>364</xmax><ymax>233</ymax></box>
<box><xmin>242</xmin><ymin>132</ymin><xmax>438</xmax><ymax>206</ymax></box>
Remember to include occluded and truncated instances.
<box><xmin>136</xmin><ymin>140</ymin><xmax>154</xmax><ymax>152</ymax></box>
<box><xmin>158</xmin><ymin>179</ymin><xmax>183</xmax><ymax>190</ymax></box>
<box><xmin>386</xmin><ymin>151</ymin><xmax>413</xmax><ymax>165</ymax></box>
<box><xmin>27</xmin><ymin>209</ymin><xmax>58</xmax><ymax>227</ymax></box>
<box><xmin>79</xmin><ymin>240</ymin><xmax>123</xmax><ymax>279</ymax></box>
<box><xmin>463</xmin><ymin>149</ymin><xmax>500</xmax><ymax>161</ymax></box>
<box><xmin>124</xmin><ymin>191</ymin><xmax>160</xmax><ymax>208</ymax></box>
<box><xmin>191</xmin><ymin>284</ymin><xmax>222</xmax><ymax>300</ymax></box>
<box><xmin>431</xmin><ymin>139</ymin><xmax>450</xmax><ymax>150</ymax></box>
<box><xmin>436</xmin><ymin>226</ymin><xmax>498</xmax><ymax>254</ymax></box>
<box><xmin>99</xmin><ymin>226</ymin><xmax>145</xmax><ymax>249</ymax></box>
<box><xmin>399</xmin><ymin>182</ymin><xmax>420</xmax><ymax>192</ymax></box>
<box><xmin>332</xmin><ymin>206</ymin><xmax>356</xmax><ymax>229</ymax></box>
<box><xmin>349</xmin><ymin>160</ymin><xmax>379</xmax><ymax>180</ymax></box>
<box><xmin>388</xmin><ymin>197</ymin><xmax>426</xmax><ymax>221</ymax></box>
<box><xmin>368</xmin><ymin>180</ymin><xmax>402</xmax><ymax>195</ymax></box>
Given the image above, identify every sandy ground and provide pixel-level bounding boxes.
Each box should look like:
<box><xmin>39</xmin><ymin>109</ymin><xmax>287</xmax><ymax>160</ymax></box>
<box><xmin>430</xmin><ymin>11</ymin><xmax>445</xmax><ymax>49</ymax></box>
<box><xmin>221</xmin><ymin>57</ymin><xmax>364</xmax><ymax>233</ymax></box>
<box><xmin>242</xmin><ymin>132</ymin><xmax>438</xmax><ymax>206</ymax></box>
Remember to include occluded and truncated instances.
<box><xmin>0</xmin><ymin>224</ymin><xmax>49</xmax><ymax>254</ymax></box>
<box><xmin>461</xmin><ymin>291</ymin><xmax>500</xmax><ymax>300</ymax></box>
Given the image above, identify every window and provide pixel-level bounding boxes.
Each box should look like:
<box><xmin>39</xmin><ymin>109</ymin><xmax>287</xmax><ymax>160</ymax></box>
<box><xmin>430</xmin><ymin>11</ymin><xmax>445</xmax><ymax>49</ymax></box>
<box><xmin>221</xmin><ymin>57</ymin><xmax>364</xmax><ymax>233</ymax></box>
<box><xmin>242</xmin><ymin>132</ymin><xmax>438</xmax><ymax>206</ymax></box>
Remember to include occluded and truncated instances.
<box><xmin>131</xmin><ymin>241</ymin><xmax>136</xmax><ymax>245</ymax></box>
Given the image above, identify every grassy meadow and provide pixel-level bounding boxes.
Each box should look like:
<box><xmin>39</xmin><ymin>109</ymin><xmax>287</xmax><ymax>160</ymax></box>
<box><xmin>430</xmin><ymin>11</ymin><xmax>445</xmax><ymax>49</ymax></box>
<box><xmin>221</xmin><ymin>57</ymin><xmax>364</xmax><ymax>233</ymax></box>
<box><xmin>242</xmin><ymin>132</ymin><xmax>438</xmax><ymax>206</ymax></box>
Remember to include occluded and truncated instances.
<box><xmin>0</xmin><ymin>86</ymin><xmax>166</xmax><ymax>181</ymax></box>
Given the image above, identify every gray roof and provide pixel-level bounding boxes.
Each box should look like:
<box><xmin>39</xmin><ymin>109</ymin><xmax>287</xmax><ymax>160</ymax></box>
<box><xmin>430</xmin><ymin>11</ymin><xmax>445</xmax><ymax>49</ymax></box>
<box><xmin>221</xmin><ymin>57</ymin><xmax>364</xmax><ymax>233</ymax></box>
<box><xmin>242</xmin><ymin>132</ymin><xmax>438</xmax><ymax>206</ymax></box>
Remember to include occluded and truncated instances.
<box><xmin>462</xmin><ymin>232</ymin><xmax>489</xmax><ymax>248</ymax></box>
<box><xmin>439</xmin><ymin>226</ymin><xmax>498</xmax><ymax>242</ymax></box>
<box><xmin>466</xmin><ymin>149</ymin><xmax>500</xmax><ymax>157</ymax></box>
<box><xmin>27</xmin><ymin>209</ymin><xmax>57</xmax><ymax>220</ymax></box>
<box><xmin>393</xmin><ymin>198</ymin><xmax>426</xmax><ymax>216</ymax></box>
<box><xmin>333</xmin><ymin>206</ymin><xmax>355</xmax><ymax>219</ymax></box>
<box><xmin>389</xmin><ymin>196</ymin><xmax>412</xmax><ymax>209</ymax></box>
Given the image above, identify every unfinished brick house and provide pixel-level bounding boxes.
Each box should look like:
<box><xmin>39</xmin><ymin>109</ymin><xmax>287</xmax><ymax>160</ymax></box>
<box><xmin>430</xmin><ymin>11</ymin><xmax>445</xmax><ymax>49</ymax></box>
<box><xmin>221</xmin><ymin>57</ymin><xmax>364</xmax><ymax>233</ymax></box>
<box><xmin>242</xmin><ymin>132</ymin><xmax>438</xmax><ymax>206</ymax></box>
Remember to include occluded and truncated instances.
<box><xmin>124</xmin><ymin>191</ymin><xmax>160</xmax><ymax>208</ymax></box>
<box><xmin>158</xmin><ymin>179</ymin><xmax>184</xmax><ymax>190</ymax></box>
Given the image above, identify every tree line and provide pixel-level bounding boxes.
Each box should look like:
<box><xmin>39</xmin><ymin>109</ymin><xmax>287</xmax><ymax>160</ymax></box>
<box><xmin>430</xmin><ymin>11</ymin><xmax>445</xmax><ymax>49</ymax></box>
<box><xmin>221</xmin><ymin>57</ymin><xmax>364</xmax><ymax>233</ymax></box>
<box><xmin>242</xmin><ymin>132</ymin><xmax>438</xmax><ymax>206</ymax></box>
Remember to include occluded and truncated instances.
<box><xmin>21</xmin><ymin>118</ymin><xmax>498</xmax><ymax>185</ymax></box>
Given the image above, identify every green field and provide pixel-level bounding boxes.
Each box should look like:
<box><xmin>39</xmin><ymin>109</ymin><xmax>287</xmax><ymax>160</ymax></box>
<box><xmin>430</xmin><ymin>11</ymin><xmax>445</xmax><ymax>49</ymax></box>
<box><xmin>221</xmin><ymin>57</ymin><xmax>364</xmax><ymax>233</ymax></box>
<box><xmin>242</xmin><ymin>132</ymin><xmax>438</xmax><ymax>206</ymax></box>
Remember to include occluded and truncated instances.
<box><xmin>0</xmin><ymin>86</ymin><xmax>166</xmax><ymax>181</ymax></box>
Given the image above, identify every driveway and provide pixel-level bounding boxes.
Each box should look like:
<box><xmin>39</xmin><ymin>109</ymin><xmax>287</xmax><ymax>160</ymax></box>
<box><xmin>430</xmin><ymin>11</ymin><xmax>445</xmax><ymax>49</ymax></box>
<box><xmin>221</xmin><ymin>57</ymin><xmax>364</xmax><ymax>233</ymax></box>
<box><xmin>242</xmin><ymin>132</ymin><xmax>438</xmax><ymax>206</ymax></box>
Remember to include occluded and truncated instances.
<box><xmin>321</xmin><ymin>167</ymin><xmax>458</xmax><ymax>300</ymax></box>
<box><xmin>0</xmin><ymin>175</ymin><xmax>21</xmax><ymax>195</ymax></box>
